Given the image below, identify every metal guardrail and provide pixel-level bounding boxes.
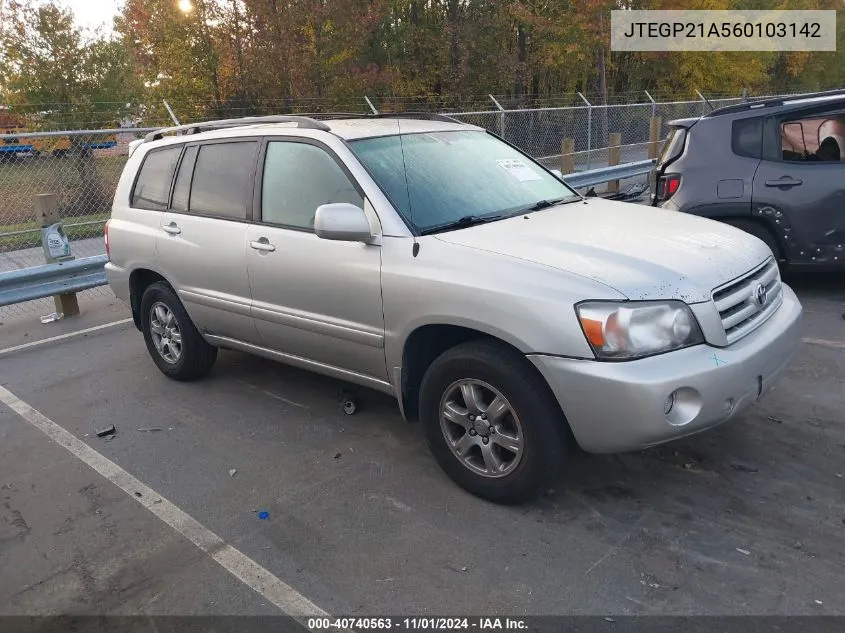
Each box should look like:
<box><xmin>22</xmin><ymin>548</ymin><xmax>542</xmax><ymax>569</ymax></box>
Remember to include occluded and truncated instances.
<box><xmin>561</xmin><ymin>159</ymin><xmax>655</xmax><ymax>189</ymax></box>
<box><xmin>0</xmin><ymin>255</ymin><xmax>108</xmax><ymax>307</ymax></box>
<box><xmin>0</xmin><ymin>161</ymin><xmax>655</xmax><ymax>309</ymax></box>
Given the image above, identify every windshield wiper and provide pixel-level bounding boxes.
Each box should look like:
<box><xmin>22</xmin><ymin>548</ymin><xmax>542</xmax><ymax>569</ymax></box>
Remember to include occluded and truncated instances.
<box><xmin>419</xmin><ymin>214</ymin><xmax>501</xmax><ymax>236</ymax></box>
<box><xmin>520</xmin><ymin>196</ymin><xmax>579</xmax><ymax>213</ymax></box>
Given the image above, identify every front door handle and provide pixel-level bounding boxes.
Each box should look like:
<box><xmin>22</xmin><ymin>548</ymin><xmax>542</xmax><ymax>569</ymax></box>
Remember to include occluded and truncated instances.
<box><xmin>249</xmin><ymin>238</ymin><xmax>276</xmax><ymax>252</ymax></box>
<box><xmin>765</xmin><ymin>177</ymin><xmax>803</xmax><ymax>188</ymax></box>
<box><xmin>162</xmin><ymin>222</ymin><xmax>181</xmax><ymax>235</ymax></box>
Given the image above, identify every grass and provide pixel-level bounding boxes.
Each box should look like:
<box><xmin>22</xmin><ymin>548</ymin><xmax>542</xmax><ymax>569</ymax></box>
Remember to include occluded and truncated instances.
<box><xmin>0</xmin><ymin>212</ymin><xmax>109</xmax><ymax>252</ymax></box>
<box><xmin>0</xmin><ymin>153</ymin><xmax>123</xmax><ymax>252</ymax></box>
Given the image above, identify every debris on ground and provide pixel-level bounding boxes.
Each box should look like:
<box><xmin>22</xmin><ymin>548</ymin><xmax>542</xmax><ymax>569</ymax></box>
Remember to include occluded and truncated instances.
<box><xmin>40</xmin><ymin>312</ymin><xmax>64</xmax><ymax>324</ymax></box>
<box><xmin>229</xmin><ymin>469</ymin><xmax>237</xmax><ymax>477</ymax></box>
<box><xmin>95</xmin><ymin>425</ymin><xmax>116</xmax><ymax>437</ymax></box>
<box><xmin>137</xmin><ymin>427</ymin><xmax>164</xmax><ymax>432</ymax></box>
<box><xmin>731</xmin><ymin>463</ymin><xmax>759</xmax><ymax>473</ymax></box>
<box><xmin>736</xmin><ymin>548</ymin><xmax>751</xmax><ymax>556</ymax></box>
<box><xmin>257</xmin><ymin>510</ymin><xmax>270</xmax><ymax>520</ymax></box>
<box><xmin>333</xmin><ymin>452</ymin><xmax>342</xmax><ymax>459</ymax></box>
<box><xmin>815</xmin><ymin>600</ymin><xmax>823</xmax><ymax>605</ymax></box>
<box><xmin>766</xmin><ymin>415</ymin><xmax>784</xmax><ymax>424</ymax></box>
<box><xmin>461</xmin><ymin>566</ymin><xmax>468</xmax><ymax>572</ymax></box>
<box><xmin>604</xmin><ymin>617</ymin><xmax>616</xmax><ymax>623</ymax></box>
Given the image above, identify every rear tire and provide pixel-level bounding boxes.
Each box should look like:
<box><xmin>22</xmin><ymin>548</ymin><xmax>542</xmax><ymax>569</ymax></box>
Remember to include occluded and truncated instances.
<box><xmin>419</xmin><ymin>340</ymin><xmax>567</xmax><ymax>504</ymax></box>
<box><xmin>723</xmin><ymin>219</ymin><xmax>783</xmax><ymax>261</ymax></box>
<box><xmin>140</xmin><ymin>281</ymin><xmax>217</xmax><ymax>381</ymax></box>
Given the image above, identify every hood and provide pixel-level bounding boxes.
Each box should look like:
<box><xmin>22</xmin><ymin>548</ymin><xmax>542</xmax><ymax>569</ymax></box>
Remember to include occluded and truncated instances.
<box><xmin>434</xmin><ymin>199</ymin><xmax>772</xmax><ymax>303</ymax></box>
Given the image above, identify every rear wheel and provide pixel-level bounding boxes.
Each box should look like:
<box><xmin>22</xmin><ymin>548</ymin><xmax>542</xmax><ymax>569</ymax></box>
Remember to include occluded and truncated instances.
<box><xmin>419</xmin><ymin>340</ymin><xmax>567</xmax><ymax>504</ymax></box>
<box><xmin>723</xmin><ymin>219</ymin><xmax>783</xmax><ymax>261</ymax></box>
<box><xmin>140</xmin><ymin>281</ymin><xmax>217</xmax><ymax>381</ymax></box>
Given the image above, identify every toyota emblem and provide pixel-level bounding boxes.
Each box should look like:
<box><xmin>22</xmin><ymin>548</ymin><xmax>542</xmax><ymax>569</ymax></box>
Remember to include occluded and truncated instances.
<box><xmin>753</xmin><ymin>283</ymin><xmax>768</xmax><ymax>308</ymax></box>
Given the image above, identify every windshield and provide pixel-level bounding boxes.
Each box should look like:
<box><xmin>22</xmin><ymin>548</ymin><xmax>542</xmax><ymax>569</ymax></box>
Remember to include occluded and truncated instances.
<box><xmin>349</xmin><ymin>130</ymin><xmax>579</xmax><ymax>233</ymax></box>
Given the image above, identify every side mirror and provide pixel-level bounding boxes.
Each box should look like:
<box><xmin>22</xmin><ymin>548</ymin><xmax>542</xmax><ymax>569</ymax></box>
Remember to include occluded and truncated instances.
<box><xmin>550</xmin><ymin>169</ymin><xmax>563</xmax><ymax>179</ymax></box>
<box><xmin>314</xmin><ymin>203</ymin><xmax>375</xmax><ymax>243</ymax></box>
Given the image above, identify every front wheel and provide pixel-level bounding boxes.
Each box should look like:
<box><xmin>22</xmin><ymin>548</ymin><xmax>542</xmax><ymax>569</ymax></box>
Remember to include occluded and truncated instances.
<box><xmin>419</xmin><ymin>340</ymin><xmax>568</xmax><ymax>504</ymax></box>
<box><xmin>140</xmin><ymin>281</ymin><xmax>217</xmax><ymax>381</ymax></box>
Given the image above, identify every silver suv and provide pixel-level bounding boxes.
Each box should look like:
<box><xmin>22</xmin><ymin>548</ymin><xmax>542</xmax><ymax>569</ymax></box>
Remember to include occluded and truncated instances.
<box><xmin>105</xmin><ymin>114</ymin><xmax>803</xmax><ymax>504</ymax></box>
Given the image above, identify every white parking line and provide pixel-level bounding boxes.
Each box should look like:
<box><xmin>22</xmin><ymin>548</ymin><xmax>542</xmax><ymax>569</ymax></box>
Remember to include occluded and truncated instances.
<box><xmin>0</xmin><ymin>318</ymin><xmax>134</xmax><ymax>357</ymax></box>
<box><xmin>0</xmin><ymin>384</ymin><xmax>328</xmax><ymax>617</ymax></box>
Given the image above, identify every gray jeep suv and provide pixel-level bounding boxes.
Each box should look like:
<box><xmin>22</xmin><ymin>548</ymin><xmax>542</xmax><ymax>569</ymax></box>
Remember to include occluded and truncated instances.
<box><xmin>651</xmin><ymin>90</ymin><xmax>845</xmax><ymax>270</ymax></box>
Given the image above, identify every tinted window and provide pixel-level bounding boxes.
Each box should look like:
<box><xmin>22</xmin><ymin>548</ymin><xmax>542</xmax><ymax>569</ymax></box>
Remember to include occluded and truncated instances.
<box><xmin>261</xmin><ymin>141</ymin><xmax>363</xmax><ymax>230</ymax></box>
<box><xmin>190</xmin><ymin>142</ymin><xmax>257</xmax><ymax>219</ymax></box>
<box><xmin>171</xmin><ymin>145</ymin><xmax>198</xmax><ymax>212</ymax></box>
<box><xmin>131</xmin><ymin>146</ymin><xmax>181</xmax><ymax>210</ymax></box>
<box><xmin>732</xmin><ymin>118</ymin><xmax>762</xmax><ymax>159</ymax></box>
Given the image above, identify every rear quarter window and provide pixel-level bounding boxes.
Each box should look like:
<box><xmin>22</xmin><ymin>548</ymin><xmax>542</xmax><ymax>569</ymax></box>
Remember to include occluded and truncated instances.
<box><xmin>731</xmin><ymin>118</ymin><xmax>762</xmax><ymax>159</ymax></box>
<box><xmin>131</xmin><ymin>146</ymin><xmax>182</xmax><ymax>210</ymax></box>
<box><xmin>657</xmin><ymin>127</ymin><xmax>686</xmax><ymax>166</ymax></box>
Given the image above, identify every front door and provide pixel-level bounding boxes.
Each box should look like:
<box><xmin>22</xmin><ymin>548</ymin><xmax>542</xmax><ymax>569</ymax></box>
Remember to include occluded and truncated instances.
<box><xmin>246</xmin><ymin>138</ymin><xmax>386</xmax><ymax>381</ymax></box>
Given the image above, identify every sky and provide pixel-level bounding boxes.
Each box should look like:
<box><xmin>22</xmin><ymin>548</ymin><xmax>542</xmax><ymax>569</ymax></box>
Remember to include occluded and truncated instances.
<box><xmin>57</xmin><ymin>0</ymin><xmax>125</xmax><ymax>34</ymax></box>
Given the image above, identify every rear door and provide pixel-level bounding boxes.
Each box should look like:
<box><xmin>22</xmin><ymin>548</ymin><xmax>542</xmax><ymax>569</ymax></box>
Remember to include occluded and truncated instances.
<box><xmin>752</xmin><ymin>114</ymin><xmax>845</xmax><ymax>264</ymax></box>
<box><xmin>156</xmin><ymin>138</ymin><xmax>261</xmax><ymax>341</ymax></box>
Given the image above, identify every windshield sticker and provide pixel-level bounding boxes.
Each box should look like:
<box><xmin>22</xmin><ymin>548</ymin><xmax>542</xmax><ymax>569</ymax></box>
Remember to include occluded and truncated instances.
<box><xmin>495</xmin><ymin>159</ymin><xmax>543</xmax><ymax>182</ymax></box>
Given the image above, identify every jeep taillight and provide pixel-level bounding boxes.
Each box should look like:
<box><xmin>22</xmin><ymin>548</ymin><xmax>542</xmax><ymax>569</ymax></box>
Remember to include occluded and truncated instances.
<box><xmin>655</xmin><ymin>174</ymin><xmax>681</xmax><ymax>202</ymax></box>
<box><xmin>104</xmin><ymin>219</ymin><xmax>111</xmax><ymax>259</ymax></box>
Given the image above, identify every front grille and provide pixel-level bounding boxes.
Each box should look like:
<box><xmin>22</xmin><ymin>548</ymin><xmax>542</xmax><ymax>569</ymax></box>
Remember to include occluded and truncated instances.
<box><xmin>712</xmin><ymin>259</ymin><xmax>782</xmax><ymax>345</ymax></box>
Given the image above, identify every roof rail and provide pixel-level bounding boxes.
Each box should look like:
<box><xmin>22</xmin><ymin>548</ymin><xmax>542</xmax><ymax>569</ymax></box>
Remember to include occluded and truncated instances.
<box><xmin>705</xmin><ymin>88</ymin><xmax>845</xmax><ymax>117</ymax></box>
<box><xmin>292</xmin><ymin>111</ymin><xmax>464</xmax><ymax>124</ymax></box>
<box><xmin>144</xmin><ymin>115</ymin><xmax>331</xmax><ymax>142</ymax></box>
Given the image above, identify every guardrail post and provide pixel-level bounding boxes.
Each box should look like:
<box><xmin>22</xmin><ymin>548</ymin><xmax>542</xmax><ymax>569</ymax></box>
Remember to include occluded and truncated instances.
<box><xmin>36</xmin><ymin>193</ymin><xmax>79</xmax><ymax>318</ymax></box>
<box><xmin>648</xmin><ymin>116</ymin><xmax>662</xmax><ymax>160</ymax></box>
<box><xmin>607</xmin><ymin>133</ymin><xmax>621</xmax><ymax>193</ymax></box>
<box><xmin>560</xmin><ymin>138</ymin><xmax>575</xmax><ymax>174</ymax></box>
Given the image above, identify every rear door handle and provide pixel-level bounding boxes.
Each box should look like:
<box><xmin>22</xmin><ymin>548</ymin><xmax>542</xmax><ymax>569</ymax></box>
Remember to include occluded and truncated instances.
<box><xmin>765</xmin><ymin>177</ymin><xmax>803</xmax><ymax>188</ymax></box>
<box><xmin>162</xmin><ymin>222</ymin><xmax>181</xmax><ymax>235</ymax></box>
<box><xmin>249</xmin><ymin>239</ymin><xmax>276</xmax><ymax>252</ymax></box>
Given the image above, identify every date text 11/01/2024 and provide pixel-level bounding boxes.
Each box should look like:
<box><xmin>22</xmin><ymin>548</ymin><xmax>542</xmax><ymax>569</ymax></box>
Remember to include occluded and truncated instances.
<box><xmin>307</xmin><ymin>617</ymin><xmax>528</xmax><ymax>630</ymax></box>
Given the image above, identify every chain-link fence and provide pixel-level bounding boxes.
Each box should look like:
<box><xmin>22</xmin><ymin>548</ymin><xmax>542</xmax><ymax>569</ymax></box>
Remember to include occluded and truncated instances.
<box><xmin>0</xmin><ymin>89</ymin><xmax>801</xmax><ymax>320</ymax></box>
<box><xmin>0</xmin><ymin>127</ymin><xmax>158</xmax><ymax>319</ymax></box>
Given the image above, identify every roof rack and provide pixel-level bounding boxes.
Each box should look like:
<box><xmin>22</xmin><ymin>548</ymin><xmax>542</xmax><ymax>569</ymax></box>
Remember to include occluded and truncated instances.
<box><xmin>143</xmin><ymin>111</ymin><xmax>467</xmax><ymax>144</ymax></box>
<box><xmin>144</xmin><ymin>115</ymin><xmax>331</xmax><ymax>142</ymax></box>
<box><xmin>294</xmin><ymin>111</ymin><xmax>463</xmax><ymax>124</ymax></box>
<box><xmin>704</xmin><ymin>88</ymin><xmax>845</xmax><ymax>118</ymax></box>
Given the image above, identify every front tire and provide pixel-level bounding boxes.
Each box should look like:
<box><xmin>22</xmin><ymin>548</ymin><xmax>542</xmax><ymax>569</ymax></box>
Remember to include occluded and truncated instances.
<box><xmin>140</xmin><ymin>281</ymin><xmax>217</xmax><ymax>381</ymax></box>
<box><xmin>419</xmin><ymin>340</ymin><xmax>568</xmax><ymax>504</ymax></box>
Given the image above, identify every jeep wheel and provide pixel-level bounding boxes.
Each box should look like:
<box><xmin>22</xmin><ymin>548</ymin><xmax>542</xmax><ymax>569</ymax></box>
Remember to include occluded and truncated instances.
<box><xmin>419</xmin><ymin>340</ymin><xmax>567</xmax><ymax>504</ymax></box>
<box><xmin>140</xmin><ymin>281</ymin><xmax>217</xmax><ymax>381</ymax></box>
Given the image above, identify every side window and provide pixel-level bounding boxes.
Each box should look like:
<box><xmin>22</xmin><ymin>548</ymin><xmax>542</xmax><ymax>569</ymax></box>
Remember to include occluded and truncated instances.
<box><xmin>731</xmin><ymin>118</ymin><xmax>762</xmax><ymax>159</ymax></box>
<box><xmin>131</xmin><ymin>146</ymin><xmax>182</xmax><ymax>210</ymax></box>
<box><xmin>171</xmin><ymin>145</ymin><xmax>198</xmax><ymax>212</ymax></box>
<box><xmin>261</xmin><ymin>141</ymin><xmax>363</xmax><ymax>231</ymax></box>
<box><xmin>189</xmin><ymin>141</ymin><xmax>257</xmax><ymax>220</ymax></box>
<box><xmin>779</xmin><ymin>115</ymin><xmax>845</xmax><ymax>162</ymax></box>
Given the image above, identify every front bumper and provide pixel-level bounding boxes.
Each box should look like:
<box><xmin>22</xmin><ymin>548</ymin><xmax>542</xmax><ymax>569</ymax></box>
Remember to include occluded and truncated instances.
<box><xmin>529</xmin><ymin>284</ymin><xmax>803</xmax><ymax>454</ymax></box>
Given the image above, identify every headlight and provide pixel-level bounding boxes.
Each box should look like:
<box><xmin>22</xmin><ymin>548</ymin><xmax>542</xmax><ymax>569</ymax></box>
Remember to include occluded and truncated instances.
<box><xmin>576</xmin><ymin>300</ymin><xmax>704</xmax><ymax>360</ymax></box>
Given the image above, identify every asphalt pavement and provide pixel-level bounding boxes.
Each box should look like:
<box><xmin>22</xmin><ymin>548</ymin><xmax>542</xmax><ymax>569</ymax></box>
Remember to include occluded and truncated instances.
<box><xmin>0</xmin><ymin>272</ymin><xmax>843</xmax><ymax>618</ymax></box>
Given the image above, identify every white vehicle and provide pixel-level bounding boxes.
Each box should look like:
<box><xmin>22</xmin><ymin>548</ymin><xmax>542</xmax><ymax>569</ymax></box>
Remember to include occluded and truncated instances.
<box><xmin>105</xmin><ymin>114</ymin><xmax>803</xmax><ymax>503</ymax></box>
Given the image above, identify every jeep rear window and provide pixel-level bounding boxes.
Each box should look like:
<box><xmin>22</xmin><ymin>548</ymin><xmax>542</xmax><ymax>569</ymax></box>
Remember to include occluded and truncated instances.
<box><xmin>732</xmin><ymin>118</ymin><xmax>762</xmax><ymax>159</ymax></box>
<box><xmin>657</xmin><ymin>127</ymin><xmax>686</xmax><ymax>166</ymax></box>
